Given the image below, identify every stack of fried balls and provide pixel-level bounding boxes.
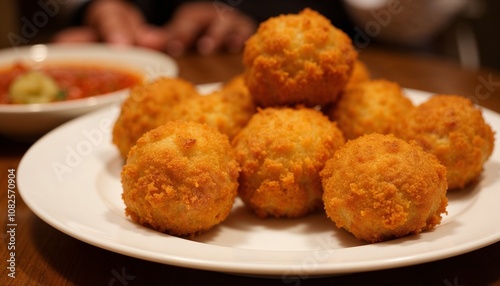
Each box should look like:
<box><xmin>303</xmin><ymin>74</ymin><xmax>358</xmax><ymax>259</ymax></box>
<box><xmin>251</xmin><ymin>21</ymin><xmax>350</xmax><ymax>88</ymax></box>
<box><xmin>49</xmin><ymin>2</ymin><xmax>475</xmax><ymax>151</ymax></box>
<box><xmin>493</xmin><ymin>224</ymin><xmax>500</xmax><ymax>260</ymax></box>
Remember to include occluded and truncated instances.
<box><xmin>115</xmin><ymin>9</ymin><xmax>495</xmax><ymax>242</ymax></box>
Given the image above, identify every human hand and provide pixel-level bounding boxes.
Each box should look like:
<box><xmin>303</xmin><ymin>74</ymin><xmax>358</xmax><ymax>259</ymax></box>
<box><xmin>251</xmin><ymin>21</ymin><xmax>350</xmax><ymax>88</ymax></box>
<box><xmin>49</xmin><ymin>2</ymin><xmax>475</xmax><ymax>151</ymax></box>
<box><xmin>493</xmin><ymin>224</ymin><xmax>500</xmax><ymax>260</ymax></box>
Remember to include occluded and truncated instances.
<box><xmin>52</xmin><ymin>0</ymin><xmax>155</xmax><ymax>46</ymax></box>
<box><xmin>53</xmin><ymin>1</ymin><xmax>257</xmax><ymax>56</ymax></box>
<box><xmin>158</xmin><ymin>2</ymin><xmax>257</xmax><ymax>56</ymax></box>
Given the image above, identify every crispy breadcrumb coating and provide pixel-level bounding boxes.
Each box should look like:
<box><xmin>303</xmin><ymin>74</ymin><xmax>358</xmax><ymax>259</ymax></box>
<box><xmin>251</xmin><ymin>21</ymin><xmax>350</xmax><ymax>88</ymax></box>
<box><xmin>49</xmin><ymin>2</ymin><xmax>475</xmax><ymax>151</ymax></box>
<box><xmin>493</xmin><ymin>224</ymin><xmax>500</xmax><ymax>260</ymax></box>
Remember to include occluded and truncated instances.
<box><xmin>232</xmin><ymin>107</ymin><xmax>345</xmax><ymax>218</ymax></box>
<box><xmin>321</xmin><ymin>133</ymin><xmax>448</xmax><ymax>243</ymax></box>
<box><xmin>243</xmin><ymin>8</ymin><xmax>357</xmax><ymax>107</ymax></box>
<box><xmin>121</xmin><ymin>121</ymin><xmax>240</xmax><ymax>237</ymax></box>
<box><xmin>329</xmin><ymin>79</ymin><xmax>414</xmax><ymax>140</ymax></box>
<box><xmin>112</xmin><ymin>77</ymin><xmax>199</xmax><ymax>158</ymax></box>
<box><xmin>162</xmin><ymin>74</ymin><xmax>256</xmax><ymax>139</ymax></box>
<box><xmin>396</xmin><ymin>95</ymin><xmax>495</xmax><ymax>189</ymax></box>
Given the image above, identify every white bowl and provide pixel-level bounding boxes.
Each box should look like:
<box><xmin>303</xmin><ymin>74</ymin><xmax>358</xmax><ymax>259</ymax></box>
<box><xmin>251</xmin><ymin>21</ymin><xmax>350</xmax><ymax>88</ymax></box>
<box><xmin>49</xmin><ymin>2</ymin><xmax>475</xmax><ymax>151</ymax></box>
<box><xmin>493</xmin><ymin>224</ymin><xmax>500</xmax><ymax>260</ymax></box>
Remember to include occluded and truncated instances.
<box><xmin>0</xmin><ymin>43</ymin><xmax>178</xmax><ymax>141</ymax></box>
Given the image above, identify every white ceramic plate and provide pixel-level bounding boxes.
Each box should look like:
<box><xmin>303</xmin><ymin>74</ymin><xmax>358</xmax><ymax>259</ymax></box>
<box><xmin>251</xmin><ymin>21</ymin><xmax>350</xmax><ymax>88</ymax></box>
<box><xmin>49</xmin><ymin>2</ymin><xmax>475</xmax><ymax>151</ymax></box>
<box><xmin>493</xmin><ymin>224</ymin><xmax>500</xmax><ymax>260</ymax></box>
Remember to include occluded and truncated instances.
<box><xmin>17</xmin><ymin>88</ymin><xmax>500</xmax><ymax>277</ymax></box>
<box><xmin>0</xmin><ymin>43</ymin><xmax>178</xmax><ymax>140</ymax></box>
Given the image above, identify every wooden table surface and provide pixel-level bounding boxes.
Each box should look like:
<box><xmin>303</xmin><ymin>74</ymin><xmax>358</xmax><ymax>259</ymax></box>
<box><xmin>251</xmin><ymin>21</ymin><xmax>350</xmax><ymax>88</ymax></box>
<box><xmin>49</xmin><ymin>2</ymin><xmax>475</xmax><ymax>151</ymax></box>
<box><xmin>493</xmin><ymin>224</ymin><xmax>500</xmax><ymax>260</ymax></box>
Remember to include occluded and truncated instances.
<box><xmin>1</xmin><ymin>47</ymin><xmax>499</xmax><ymax>286</ymax></box>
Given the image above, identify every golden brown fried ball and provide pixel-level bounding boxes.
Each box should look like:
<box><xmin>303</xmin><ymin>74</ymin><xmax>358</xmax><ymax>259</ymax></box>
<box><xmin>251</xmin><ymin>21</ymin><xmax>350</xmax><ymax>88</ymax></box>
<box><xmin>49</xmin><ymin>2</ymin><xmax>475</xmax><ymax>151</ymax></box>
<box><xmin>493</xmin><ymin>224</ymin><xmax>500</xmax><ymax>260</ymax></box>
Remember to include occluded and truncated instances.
<box><xmin>162</xmin><ymin>74</ymin><xmax>256</xmax><ymax>139</ymax></box>
<box><xmin>243</xmin><ymin>8</ymin><xmax>358</xmax><ymax>107</ymax></box>
<box><xmin>112</xmin><ymin>77</ymin><xmax>199</xmax><ymax>158</ymax></box>
<box><xmin>232</xmin><ymin>107</ymin><xmax>345</xmax><ymax>218</ymax></box>
<box><xmin>396</xmin><ymin>95</ymin><xmax>495</xmax><ymax>189</ymax></box>
<box><xmin>321</xmin><ymin>133</ymin><xmax>448</xmax><ymax>243</ymax></box>
<box><xmin>329</xmin><ymin>79</ymin><xmax>414</xmax><ymax>140</ymax></box>
<box><xmin>121</xmin><ymin>121</ymin><xmax>240</xmax><ymax>237</ymax></box>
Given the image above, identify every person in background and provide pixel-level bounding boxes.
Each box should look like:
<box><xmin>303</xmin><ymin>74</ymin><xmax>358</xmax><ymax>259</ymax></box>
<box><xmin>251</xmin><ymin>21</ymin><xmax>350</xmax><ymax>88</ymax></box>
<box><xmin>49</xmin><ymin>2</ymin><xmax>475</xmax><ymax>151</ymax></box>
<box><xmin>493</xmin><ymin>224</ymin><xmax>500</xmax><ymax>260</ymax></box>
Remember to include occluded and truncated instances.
<box><xmin>52</xmin><ymin>0</ymin><xmax>468</xmax><ymax>56</ymax></box>
<box><xmin>52</xmin><ymin>0</ymin><xmax>258</xmax><ymax>56</ymax></box>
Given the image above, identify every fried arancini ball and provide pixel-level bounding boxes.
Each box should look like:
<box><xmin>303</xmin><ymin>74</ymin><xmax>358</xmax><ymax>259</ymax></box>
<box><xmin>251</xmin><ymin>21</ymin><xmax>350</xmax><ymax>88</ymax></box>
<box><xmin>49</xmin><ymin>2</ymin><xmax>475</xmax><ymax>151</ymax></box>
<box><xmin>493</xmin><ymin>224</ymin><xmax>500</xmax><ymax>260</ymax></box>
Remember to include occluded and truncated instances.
<box><xmin>162</xmin><ymin>75</ymin><xmax>256</xmax><ymax>139</ymax></box>
<box><xmin>112</xmin><ymin>77</ymin><xmax>199</xmax><ymax>158</ymax></box>
<box><xmin>121</xmin><ymin>121</ymin><xmax>240</xmax><ymax>237</ymax></box>
<box><xmin>232</xmin><ymin>107</ymin><xmax>345</xmax><ymax>218</ymax></box>
<box><xmin>243</xmin><ymin>8</ymin><xmax>357</xmax><ymax>107</ymax></box>
<box><xmin>321</xmin><ymin>133</ymin><xmax>448</xmax><ymax>243</ymax></box>
<box><xmin>329</xmin><ymin>79</ymin><xmax>414</xmax><ymax>140</ymax></box>
<box><xmin>396</xmin><ymin>95</ymin><xmax>495</xmax><ymax>189</ymax></box>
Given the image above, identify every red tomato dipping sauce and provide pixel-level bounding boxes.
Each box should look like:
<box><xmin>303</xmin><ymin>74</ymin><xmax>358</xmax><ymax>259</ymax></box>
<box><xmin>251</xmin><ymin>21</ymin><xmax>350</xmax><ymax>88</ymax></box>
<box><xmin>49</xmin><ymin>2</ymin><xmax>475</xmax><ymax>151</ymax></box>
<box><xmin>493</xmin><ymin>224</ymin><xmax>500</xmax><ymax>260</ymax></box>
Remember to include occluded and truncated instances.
<box><xmin>0</xmin><ymin>62</ymin><xmax>142</xmax><ymax>104</ymax></box>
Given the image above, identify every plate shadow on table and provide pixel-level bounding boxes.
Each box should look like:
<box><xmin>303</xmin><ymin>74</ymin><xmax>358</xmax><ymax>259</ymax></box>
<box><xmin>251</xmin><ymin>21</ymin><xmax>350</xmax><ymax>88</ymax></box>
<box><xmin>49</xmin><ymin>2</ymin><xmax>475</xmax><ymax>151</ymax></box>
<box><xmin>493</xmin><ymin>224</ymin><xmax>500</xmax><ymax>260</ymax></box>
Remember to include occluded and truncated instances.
<box><xmin>0</xmin><ymin>135</ymin><xmax>32</xmax><ymax>156</ymax></box>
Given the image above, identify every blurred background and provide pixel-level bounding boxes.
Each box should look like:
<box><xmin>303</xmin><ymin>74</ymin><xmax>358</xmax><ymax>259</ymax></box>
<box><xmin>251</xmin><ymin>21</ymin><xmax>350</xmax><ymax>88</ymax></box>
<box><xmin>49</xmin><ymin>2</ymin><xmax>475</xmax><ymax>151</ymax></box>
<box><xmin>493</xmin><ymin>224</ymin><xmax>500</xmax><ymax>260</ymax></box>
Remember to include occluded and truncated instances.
<box><xmin>1</xmin><ymin>0</ymin><xmax>499</xmax><ymax>71</ymax></box>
